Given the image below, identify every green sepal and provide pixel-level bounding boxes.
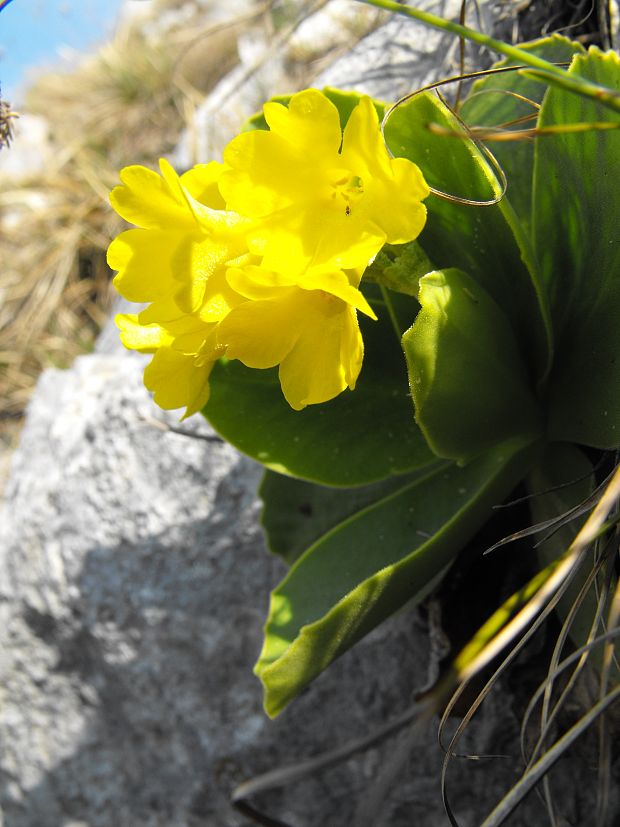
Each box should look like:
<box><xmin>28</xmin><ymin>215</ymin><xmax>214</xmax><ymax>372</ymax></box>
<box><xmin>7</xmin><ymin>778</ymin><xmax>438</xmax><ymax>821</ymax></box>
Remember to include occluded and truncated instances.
<box><xmin>403</xmin><ymin>269</ymin><xmax>542</xmax><ymax>462</ymax></box>
<box><xmin>256</xmin><ymin>439</ymin><xmax>538</xmax><ymax>717</ymax></box>
<box><xmin>363</xmin><ymin>241</ymin><xmax>433</xmax><ymax>298</ymax></box>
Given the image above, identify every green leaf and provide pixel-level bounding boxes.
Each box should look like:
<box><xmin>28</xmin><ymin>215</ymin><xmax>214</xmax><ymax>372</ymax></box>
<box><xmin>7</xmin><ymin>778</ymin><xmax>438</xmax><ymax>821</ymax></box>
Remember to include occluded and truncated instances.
<box><xmin>256</xmin><ymin>439</ymin><xmax>537</xmax><ymax>716</ymax></box>
<box><xmin>402</xmin><ymin>268</ymin><xmax>542</xmax><ymax>462</ymax></box>
<box><xmin>533</xmin><ymin>48</ymin><xmax>620</xmax><ymax>449</ymax></box>
<box><xmin>259</xmin><ymin>466</ymin><xmax>439</xmax><ymax>566</ymax></box>
<box><xmin>383</xmin><ymin>88</ymin><xmax>551</xmax><ymax>378</ymax></box>
<box><xmin>204</xmin><ymin>288</ymin><xmax>436</xmax><ymax>486</ymax></box>
<box><xmin>459</xmin><ymin>35</ymin><xmax>584</xmax><ymax>231</ymax></box>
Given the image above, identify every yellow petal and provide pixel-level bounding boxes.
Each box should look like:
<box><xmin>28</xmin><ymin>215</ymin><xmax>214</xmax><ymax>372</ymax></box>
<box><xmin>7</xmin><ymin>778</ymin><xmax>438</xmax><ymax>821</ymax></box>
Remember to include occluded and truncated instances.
<box><xmin>362</xmin><ymin>158</ymin><xmax>429</xmax><ymax>244</ymax></box>
<box><xmin>340</xmin><ymin>96</ymin><xmax>430</xmax><ymax>244</ymax></box>
<box><xmin>218</xmin><ymin>284</ymin><xmax>366</xmax><ymax>409</ymax></box>
<box><xmin>228</xmin><ymin>260</ymin><xmax>375</xmax><ymax>318</ymax></box>
<box><xmin>143</xmin><ymin>348</ymin><xmax>214</xmax><ymax>417</ymax></box>
<box><xmin>217</xmin><ymin>289</ymin><xmax>302</xmax><ymax>369</ymax></box>
<box><xmin>306</xmin><ymin>213</ymin><xmax>385</xmax><ymax>272</ymax></box>
<box><xmin>138</xmin><ymin>297</ymin><xmax>185</xmax><ymax>325</ymax></box>
<box><xmin>340</xmin><ymin>96</ymin><xmax>391</xmax><ymax>179</ymax></box>
<box><xmin>197</xmin><ymin>266</ymin><xmax>245</xmax><ymax>323</ymax></box>
<box><xmin>264</xmin><ymin>89</ymin><xmax>342</xmax><ymax>157</ymax></box>
<box><xmin>153</xmin><ymin>177</ymin><xmax>250</xmax><ymax>312</ymax></box>
<box><xmin>221</xmin><ymin>129</ymin><xmax>309</xmax><ymax>216</ymax></box>
<box><xmin>164</xmin><ymin>314</ymin><xmax>215</xmax><ymax>355</ymax></box>
<box><xmin>134</xmin><ymin>299</ymin><xmax>216</xmax><ymax>355</ymax></box>
<box><xmin>253</xmin><ymin>209</ymin><xmax>319</xmax><ymax>274</ymax></box>
<box><xmin>171</xmin><ymin>234</ymin><xmax>235</xmax><ymax>313</ymax></box>
<box><xmin>298</xmin><ymin>269</ymin><xmax>377</xmax><ymax>319</ymax></box>
<box><xmin>279</xmin><ymin>298</ymin><xmax>363</xmax><ymax>409</ymax></box>
<box><xmin>110</xmin><ymin>163</ymin><xmax>194</xmax><ymax>230</ymax></box>
<box><xmin>225</xmin><ymin>263</ymin><xmax>374</xmax><ymax>321</ymax></box>
<box><xmin>338</xmin><ymin>303</ymin><xmax>365</xmax><ymax>389</ymax></box>
<box><xmin>220</xmin><ymin>91</ymin><xmax>343</xmax><ymax>217</ymax></box>
<box><xmin>226</xmin><ymin>266</ymin><xmax>288</xmax><ymax>301</ymax></box>
<box><xmin>180</xmin><ymin>161</ymin><xmax>226</xmax><ymax>209</ymax></box>
<box><xmin>108</xmin><ymin>228</ymin><xmax>181</xmax><ymax>303</ymax></box>
<box><xmin>116</xmin><ymin>314</ymin><xmax>173</xmax><ymax>352</ymax></box>
<box><xmin>245</xmin><ymin>201</ymin><xmax>384</xmax><ymax>276</ymax></box>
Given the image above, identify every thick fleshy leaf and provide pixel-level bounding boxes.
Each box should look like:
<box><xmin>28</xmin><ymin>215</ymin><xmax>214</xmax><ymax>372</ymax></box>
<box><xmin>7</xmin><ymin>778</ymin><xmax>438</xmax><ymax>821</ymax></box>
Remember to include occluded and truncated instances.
<box><xmin>460</xmin><ymin>35</ymin><xmax>584</xmax><ymax>231</ymax></box>
<box><xmin>383</xmin><ymin>90</ymin><xmax>551</xmax><ymax>380</ymax></box>
<box><xmin>256</xmin><ymin>440</ymin><xmax>537</xmax><ymax>716</ymax></box>
<box><xmin>259</xmin><ymin>467</ymin><xmax>437</xmax><ymax>566</ymax></box>
<box><xmin>403</xmin><ymin>269</ymin><xmax>542</xmax><ymax>462</ymax></box>
<box><xmin>533</xmin><ymin>48</ymin><xmax>620</xmax><ymax>448</ymax></box>
<box><xmin>204</xmin><ymin>288</ymin><xmax>436</xmax><ymax>485</ymax></box>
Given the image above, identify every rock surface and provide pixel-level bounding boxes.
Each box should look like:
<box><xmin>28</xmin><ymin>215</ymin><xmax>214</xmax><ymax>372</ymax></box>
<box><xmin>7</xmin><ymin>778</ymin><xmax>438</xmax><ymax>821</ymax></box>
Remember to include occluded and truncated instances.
<box><xmin>2</xmin><ymin>356</ymin><xmax>586</xmax><ymax>827</ymax></box>
<box><xmin>0</xmin><ymin>355</ymin><xmax>440</xmax><ymax>827</ymax></box>
<box><xmin>1</xmin><ymin>3</ymin><xmax>613</xmax><ymax>826</ymax></box>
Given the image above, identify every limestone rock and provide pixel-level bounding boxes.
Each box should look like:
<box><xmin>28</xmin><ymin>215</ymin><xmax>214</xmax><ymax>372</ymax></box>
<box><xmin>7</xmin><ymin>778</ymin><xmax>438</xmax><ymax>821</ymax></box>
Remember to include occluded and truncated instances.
<box><xmin>0</xmin><ymin>354</ymin><xmax>443</xmax><ymax>827</ymax></box>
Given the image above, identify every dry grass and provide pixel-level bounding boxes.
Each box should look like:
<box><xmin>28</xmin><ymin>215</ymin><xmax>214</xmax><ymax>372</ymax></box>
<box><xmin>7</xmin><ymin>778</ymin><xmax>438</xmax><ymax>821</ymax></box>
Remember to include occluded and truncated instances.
<box><xmin>0</xmin><ymin>96</ymin><xmax>18</xmax><ymax>149</ymax></box>
<box><xmin>0</xmin><ymin>1</ymin><xmax>244</xmax><ymax>435</ymax></box>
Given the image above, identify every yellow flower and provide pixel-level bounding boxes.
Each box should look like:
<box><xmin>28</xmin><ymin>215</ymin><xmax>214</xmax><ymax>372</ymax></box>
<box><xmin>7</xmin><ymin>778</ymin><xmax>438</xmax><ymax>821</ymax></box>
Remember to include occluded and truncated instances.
<box><xmin>219</xmin><ymin>89</ymin><xmax>430</xmax><ymax>274</ymax></box>
<box><xmin>107</xmin><ymin>91</ymin><xmax>431</xmax><ymax>416</ymax></box>
<box><xmin>217</xmin><ymin>263</ymin><xmax>377</xmax><ymax>410</ymax></box>
<box><xmin>107</xmin><ymin>159</ymin><xmax>251</xmax><ymax>417</ymax></box>
<box><xmin>108</xmin><ymin>158</ymin><xmax>252</xmax><ymax>313</ymax></box>
<box><xmin>114</xmin><ymin>302</ymin><xmax>224</xmax><ymax>419</ymax></box>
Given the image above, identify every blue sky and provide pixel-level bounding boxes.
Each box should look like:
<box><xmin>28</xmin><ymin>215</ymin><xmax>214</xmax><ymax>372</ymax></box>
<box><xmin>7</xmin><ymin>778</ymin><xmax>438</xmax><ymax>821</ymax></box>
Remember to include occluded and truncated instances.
<box><xmin>0</xmin><ymin>0</ymin><xmax>126</xmax><ymax>104</ymax></box>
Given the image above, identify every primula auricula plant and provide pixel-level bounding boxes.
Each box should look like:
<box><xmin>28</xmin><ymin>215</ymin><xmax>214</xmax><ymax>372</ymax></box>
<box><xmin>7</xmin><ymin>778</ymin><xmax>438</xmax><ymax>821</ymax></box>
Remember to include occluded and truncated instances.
<box><xmin>109</xmin><ymin>91</ymin><xmax>428</xmax><ymax>414</ymax></box>
<box><xmin>108</xmin><ymin>13</ymin><xmax>620</xmax><ymax>738</ymax></box>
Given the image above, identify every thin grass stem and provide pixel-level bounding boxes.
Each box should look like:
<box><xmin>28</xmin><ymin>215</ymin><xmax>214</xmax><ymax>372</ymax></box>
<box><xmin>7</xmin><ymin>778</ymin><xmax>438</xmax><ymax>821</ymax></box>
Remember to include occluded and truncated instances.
<box><xmin>357</xmin><ymin>0</ymin><xmax>620</xmax><ymax>114</ymax></box>
<box><xmin>480</xmin><ymin>684</ymin><xmax>620</xmax><ymax>827</ymax></box>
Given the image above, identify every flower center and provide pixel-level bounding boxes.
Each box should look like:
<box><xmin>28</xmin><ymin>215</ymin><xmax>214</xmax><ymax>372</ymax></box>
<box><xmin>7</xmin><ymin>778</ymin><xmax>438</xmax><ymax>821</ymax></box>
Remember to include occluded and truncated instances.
<box><xmin>328</xmin><ymin>172</ymin><xmax>364</xmax><ymax>216</ymax></box>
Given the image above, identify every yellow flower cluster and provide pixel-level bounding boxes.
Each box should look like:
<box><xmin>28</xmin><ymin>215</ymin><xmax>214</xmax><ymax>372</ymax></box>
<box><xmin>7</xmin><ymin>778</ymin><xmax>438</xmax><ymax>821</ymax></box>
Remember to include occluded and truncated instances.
<box><xmin>108</xmin><ymin>89</ymin><xmax>429</xmax><ymax>416</ymax></box>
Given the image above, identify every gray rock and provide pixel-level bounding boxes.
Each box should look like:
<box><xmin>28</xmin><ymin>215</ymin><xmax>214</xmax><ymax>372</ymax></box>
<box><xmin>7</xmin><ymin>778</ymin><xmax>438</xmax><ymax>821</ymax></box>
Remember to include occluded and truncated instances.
<box><xmin>170</xmin><ymin>0</ymin><xmax>484</xmax><ymax>170</ymax></box>
<box><xmin>314</xmin><ymin>0</ymin><xmax>491</xmax><ymax>100</ymax></box>
<box><xmin>0</xmin><ymin>355</ymin><xmax>444</xmax><ymax>827</ymax></box>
